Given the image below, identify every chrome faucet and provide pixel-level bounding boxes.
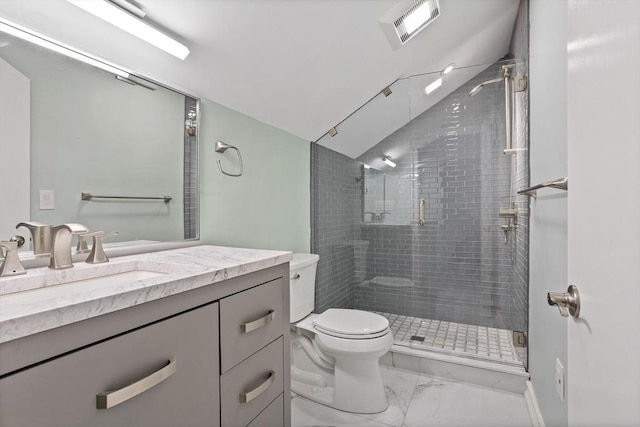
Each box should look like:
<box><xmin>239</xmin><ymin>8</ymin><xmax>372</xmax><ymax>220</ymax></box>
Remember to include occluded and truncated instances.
<box><xmin>0</xmin><ymin>241</ymin><xmax>26</xmax><ymax>277</ymax></box>
<box><xmin>81</xmin><ymin>231</ymin><xmax>118</xmax><ymax>264</ymax></box>
<box><xmin>378</xmin><ymin>212</ymin><xmax>390</xmax><ymax>223</ymax></box>
<box><xmin>16</xmin><ymin>221</ymin><xmax>52</xmax><ymax>256</ymax></box>
<box><xmin>49</xmin><ymin>223</ymin><xmax>88</xmax><ymax>269</ymax></box>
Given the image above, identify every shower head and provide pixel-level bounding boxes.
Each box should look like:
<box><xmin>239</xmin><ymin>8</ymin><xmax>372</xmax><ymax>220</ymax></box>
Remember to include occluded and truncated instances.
<box><xmin>468</xmin><ymin>77</ymin><xmax>504</xmax><ymax>96</ymax></box>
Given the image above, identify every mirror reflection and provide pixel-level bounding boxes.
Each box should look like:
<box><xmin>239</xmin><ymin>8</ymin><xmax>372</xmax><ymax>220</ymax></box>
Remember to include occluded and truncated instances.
<box><xmin>0</xmin><ymin>30</ymin><xmax>198</xmax><ymax>252</ymax></box>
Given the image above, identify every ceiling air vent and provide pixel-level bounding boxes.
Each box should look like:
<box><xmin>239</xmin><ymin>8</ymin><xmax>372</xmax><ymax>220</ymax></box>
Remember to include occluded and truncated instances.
<box><xmin>379</xmin><ymin>0</ymin><xmax>440</xmax><ymax>51</ymax></box>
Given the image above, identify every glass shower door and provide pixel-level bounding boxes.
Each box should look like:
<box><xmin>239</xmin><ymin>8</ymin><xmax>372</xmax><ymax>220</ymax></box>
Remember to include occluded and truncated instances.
<box><xmin>356</xmin><ymin>62</ymin><xmax>528</xmax><ymax>368</ymax></box>
<box><xmin>403</xmin><ymin>63</ymin><xmax>527</xmax><ymax>366</ymax></box>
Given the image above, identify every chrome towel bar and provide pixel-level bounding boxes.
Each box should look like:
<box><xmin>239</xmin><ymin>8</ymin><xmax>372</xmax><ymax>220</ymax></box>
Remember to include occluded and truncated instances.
<box><xmin>517</xmin><ymin>177</ymin><xmax>568</xmax><ymax>198</ymax></box>
<box><xmin>81</xmin><ymin>192</ymin><xmax>172</xmax><ymax>203</ymax></box>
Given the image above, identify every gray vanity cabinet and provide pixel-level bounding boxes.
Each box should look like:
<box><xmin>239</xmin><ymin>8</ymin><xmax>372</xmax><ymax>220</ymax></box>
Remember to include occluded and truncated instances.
<box><xmin>247</xmin><ymin>394</ymin><xmax>286</xmax><ymax>427</ymax></box>
<box><xmin>0</xmin><ymin>302</ymin><xmax>220</xmax><ymax>427</ymax></box>
<box><xmin>220</xmin><ymin>277</ymin><xmax>284</xmax><ymax>373</ymax></box>
<box><xmin>0</xmin><ymin>263</ymin><xmax>291</xmax><ymax>427</ymax></box>
<box><xmin>219</xmin><ymin>277</ymin><xmax>286</xmax><ymax>427</ymax></box>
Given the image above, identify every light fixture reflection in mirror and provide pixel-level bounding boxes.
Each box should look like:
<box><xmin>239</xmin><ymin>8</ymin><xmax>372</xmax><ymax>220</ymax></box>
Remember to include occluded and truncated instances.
<box><xmin>0</xmin><ymin>17</ymin><xmax>129</xmax><ymax>78</ymax></box>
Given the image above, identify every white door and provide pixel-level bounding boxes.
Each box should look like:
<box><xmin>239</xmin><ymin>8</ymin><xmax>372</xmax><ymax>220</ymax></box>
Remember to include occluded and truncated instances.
<box><xmin>567</xmin><ymin>1</ymin><xmax>640</xmax><ymax>426</ymax></box>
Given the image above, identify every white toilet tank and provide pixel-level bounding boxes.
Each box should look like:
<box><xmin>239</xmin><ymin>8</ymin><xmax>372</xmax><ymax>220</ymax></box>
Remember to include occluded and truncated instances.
<box><xmin>290</xmin><ymin>253</ymin><xmax>319</xmax><ymax>323</ymax></box>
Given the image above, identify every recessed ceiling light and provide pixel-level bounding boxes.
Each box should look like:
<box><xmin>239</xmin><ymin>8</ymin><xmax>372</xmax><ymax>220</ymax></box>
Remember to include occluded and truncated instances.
<box><xmin>442</xmin><ymin>63</ymin><xmax>455</xmax><ymax>75</ymax></box>
<box><xmin>402</xmin><ymin>0</ymin><xmax>439</xmax><ymax>35</ymax></box>
<box><xmin>66</xmin><ymin>0</ymin><xmax>190</xmax><ymax>60</ymax></box>
<box><xmin>425</xmin><ymin>77</ymin><xmax>443</xmax><ymax>95</ymax></box>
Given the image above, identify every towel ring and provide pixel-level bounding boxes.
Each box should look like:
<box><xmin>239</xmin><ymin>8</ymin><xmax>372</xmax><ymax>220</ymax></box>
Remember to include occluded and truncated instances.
<box><xmin>215</xmin><ymin>141</ymin><xmax>243</xmax><ymax>177</ymax></box>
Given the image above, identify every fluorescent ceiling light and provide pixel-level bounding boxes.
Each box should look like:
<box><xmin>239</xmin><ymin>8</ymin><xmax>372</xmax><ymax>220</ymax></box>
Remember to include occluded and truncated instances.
<box><xmin>0</xmin><ymin>18</ymin><xmax>129</xmax><ymax>78</ymax></box>
<box><xmin>66</xmin><ymin>0</ymin><xmax>190</xmax><ymax>60</ymax></box>
<box><xmin>383</xmin><ymin>157</ymin><xmax>396</xmax><ymax>168</ymax></box>
<box><xmin>425</xmin><ymin>77</ymin><xmax>443</xmax><ymax>95</ymax></box>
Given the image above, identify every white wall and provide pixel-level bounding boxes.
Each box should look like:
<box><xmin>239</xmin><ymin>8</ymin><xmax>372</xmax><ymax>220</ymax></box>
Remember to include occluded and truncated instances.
<box><xmin>199</xmin><ymin>99</ymin><xmax>310</xmax><ymax>253</ymax></box>
<box><xmin>528</xmin><ymin>0</ymin><xmax>568</xmax><ymax>425</ymax></box>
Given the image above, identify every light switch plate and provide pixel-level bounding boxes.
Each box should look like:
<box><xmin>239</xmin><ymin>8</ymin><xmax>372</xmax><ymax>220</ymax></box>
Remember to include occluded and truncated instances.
<box><xmin>39</xmin><ymin>189</ymin><xmax>55</xmax><ymax>210</ymax></box>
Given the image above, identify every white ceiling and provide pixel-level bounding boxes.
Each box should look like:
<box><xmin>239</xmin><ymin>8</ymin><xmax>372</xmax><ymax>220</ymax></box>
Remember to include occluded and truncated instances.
<box><xmin>0</xmin><ymin>0</ymin><xmax>520</xmax><ymax>156</ymax></box>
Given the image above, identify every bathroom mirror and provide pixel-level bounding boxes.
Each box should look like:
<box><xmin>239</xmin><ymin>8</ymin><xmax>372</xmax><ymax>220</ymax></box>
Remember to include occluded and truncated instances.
<box><xmin>0</xmin><ymin>29</ymin><xmax>199</xmax><ymax>253</ymax></box>
<box><xmin>362</xmin><ymin>166</ymin><xmax>410</xmax><ymax>226</ymax></box>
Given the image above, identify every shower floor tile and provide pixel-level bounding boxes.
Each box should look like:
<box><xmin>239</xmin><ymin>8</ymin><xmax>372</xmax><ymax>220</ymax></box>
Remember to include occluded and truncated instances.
<box><xmin>376</xmin><ymin>311</ymin><xmax>525</xmax><ymax>367</ymax></box>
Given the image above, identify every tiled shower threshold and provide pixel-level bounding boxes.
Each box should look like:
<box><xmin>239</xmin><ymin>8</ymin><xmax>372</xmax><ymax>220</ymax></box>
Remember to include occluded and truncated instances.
<box><xmin>375</xmin><ymin>311</ymin><xmax>526</xmax><ymax>368</ymax></box>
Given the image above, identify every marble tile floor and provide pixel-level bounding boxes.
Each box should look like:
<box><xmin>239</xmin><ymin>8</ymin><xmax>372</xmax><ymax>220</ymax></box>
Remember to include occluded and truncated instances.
<box><xmin>375</xmin><ymin>312</ymin><xmax>526</xmax><ymax>367</ymax></box>
<box><xmin>291</xmin><ymin>365</ymin><xmax>532</xmax><ymax>427</ymax></box>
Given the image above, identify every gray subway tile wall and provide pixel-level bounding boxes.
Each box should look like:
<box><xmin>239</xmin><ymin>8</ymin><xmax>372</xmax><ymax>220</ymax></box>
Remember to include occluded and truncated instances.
<box><xmin>183</xmin><ymin>96</ymin><xmax>198</xmax><ymax>240</ymax></box>
<box><xmin>311</xmin><ymin>144</ymin><xmax>362</xmax><ymax>313</ymax></box>
<box><xmin>349</xmin><ymin>63</ymin><xmax>524</xmax><ymax>331</ymax></box>
<box><xmin>312</xmin><ymin>58</ymin><xmax>529</xmax><ymax>333</ymax></box>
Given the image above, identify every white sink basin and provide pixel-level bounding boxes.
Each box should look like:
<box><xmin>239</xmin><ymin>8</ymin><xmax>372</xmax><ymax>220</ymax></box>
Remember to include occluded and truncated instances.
<box><xmin>0</xmin><ymin>260</ymin><xmax>189</xmax><ymax>296</ymax></box>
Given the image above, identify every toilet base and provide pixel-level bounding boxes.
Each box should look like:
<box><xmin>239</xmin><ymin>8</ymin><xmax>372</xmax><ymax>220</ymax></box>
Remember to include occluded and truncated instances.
<box><xmin>291</xmin><ymin>312</ymin><xmax>392</xmax><ymax>414</ymax></box>
<box><xmin>291</xmin><ymin>355</ymin><xmax>388</xmax><ymax>414</ymax></box>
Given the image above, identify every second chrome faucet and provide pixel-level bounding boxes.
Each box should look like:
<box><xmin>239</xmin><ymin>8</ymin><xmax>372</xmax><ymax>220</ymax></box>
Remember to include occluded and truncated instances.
<box><xmin>49</xmin><ymin>224</ymin><xmax>89</xmax><ymax>269</ymax></box>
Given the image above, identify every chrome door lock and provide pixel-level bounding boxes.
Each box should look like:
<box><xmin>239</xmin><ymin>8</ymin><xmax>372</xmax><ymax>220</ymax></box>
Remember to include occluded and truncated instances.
<box><xmin>547</xmin><ymin>285</ymin><xmax>580</xmax><ymax>318</ymax></box>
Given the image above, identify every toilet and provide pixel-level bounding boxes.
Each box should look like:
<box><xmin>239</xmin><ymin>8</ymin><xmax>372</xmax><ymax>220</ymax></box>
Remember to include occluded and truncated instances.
<box><xmin>289</xmin><ymin>253</ymin><xmax>393</xmax><ymax>414</ymax></box>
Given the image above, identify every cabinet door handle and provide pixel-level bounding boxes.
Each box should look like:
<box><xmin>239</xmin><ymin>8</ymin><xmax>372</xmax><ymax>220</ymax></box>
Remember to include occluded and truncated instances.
<box><xmin>239</xmin><ymin>370</ymin><xmax>275</xmax><ymax>403</ymax></box>
<box><xmin>240</xmin><ymin>309</ymin><xmax>275</xmax><ymax>333</ymax></box>
<box><xmin>96</xmin><ymin>358</ymin><xmax>176</xmax><ymax>409</ymax></box>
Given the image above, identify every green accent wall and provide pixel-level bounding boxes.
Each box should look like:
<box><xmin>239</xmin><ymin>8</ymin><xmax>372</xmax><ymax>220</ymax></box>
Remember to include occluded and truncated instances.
<box><xmin>199</xmin><ymin>99</ymin><xmax>311</xmax><ymax>253</ymax></box>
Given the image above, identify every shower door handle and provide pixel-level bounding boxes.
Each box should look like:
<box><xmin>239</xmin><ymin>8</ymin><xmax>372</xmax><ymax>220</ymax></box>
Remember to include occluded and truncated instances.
<box><xmin>418</xmin><ymin>199</ymin><xmax>425</xmax><ymax>226</ymax></box>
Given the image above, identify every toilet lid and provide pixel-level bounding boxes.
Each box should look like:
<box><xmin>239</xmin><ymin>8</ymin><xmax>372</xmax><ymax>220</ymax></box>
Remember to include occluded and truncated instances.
<box><xmin>313</xmin><ymin>309</ymin><xmax>389</xmax><ymax>336</ymax></box>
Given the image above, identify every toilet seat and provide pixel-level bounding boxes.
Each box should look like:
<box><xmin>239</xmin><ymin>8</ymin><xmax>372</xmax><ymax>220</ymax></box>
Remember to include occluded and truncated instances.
<box><xmin>313</xmin><ymin>309</ymin><xmax>390</xmax><ymax>339</ymax></box>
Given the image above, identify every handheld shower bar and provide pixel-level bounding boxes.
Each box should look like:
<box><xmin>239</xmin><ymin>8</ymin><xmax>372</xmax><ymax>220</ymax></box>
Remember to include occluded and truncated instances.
<box><xmin>469</xmin><ymin>64</ymin><xmax>516</xmax><ymax>154</ymax></box>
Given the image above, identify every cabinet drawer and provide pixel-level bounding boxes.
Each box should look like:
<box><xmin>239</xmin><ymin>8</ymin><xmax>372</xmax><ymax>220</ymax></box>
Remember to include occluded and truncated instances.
<box><xmin>247</xmin><ymin>394</ymin><xmax>284</xmax><ymax>427</ymax></box>
<box><xmin>221</xmin><ymin>337</ymin><xmax>284</xmax><ymax>427</ymax></box>
<box><xmin>220</xmin><ymin>278</ymin><xmax>284</xmax><ymax>372</ymax></box>
<box><xmin>0</xmin><ymin>303</ymin><xmax>220</xmax><ymax>427</ymax></box>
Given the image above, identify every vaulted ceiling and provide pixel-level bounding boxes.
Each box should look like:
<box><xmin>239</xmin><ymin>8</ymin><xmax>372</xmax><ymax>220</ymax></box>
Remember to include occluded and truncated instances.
<box><xmin>0</xmin><ymin>0</ymin><xmax>520</xmax><ymax>157</ymax></box>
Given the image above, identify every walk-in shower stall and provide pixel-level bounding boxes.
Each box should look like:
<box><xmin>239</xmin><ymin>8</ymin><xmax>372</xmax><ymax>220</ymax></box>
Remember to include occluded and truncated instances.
<box><xmin>311</xmin><ymin>4</ymin><xmax>530</xmax><ymax>370</ymax></box>
<box><xmin>312</xmin><ymin>58</ymin><xmax>529</xmax><ymax>369</ymax></box>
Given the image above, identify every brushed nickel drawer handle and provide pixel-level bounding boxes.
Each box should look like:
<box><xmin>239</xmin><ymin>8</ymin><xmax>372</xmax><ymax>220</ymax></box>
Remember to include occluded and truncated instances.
<box><xmin>240</xmin><ymin>309</ymin><xmax>275</xmax><ymax>333</ymax></box>
<box><xmin>96</xmin><ymin>358</ymin><xmax>176</xmax><ymax>409</ymax></box>
<box><xmin>239</xmin><ymin>370</ymin><xmax>276</xmax><ymax>403</ymax></box>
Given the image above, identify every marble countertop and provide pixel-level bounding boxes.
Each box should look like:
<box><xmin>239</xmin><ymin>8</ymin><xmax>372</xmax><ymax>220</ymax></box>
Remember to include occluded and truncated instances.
<box><xmin>0</xmin><ymin>245</ymin><xmax>292</xmax><ymax>344</ymax></box>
